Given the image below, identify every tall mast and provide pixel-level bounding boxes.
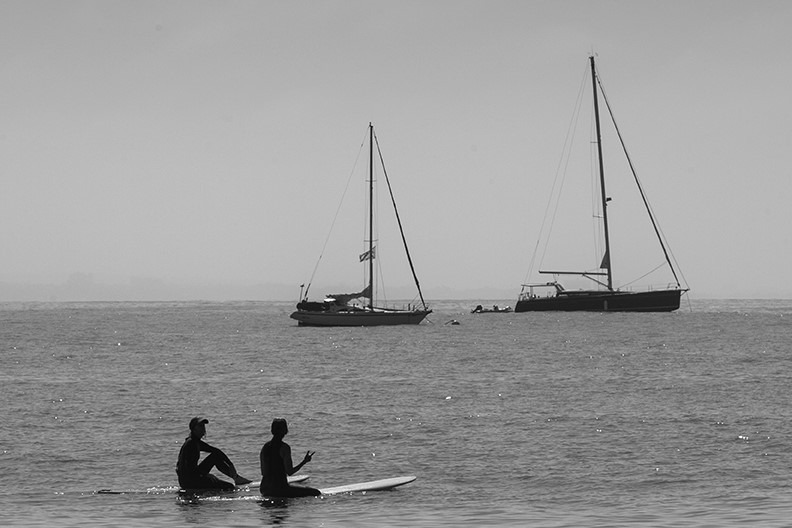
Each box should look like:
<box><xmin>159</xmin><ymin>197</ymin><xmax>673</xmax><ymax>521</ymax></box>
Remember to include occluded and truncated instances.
<box><xmin>368</xmin><ymin>122</ymin><xmax>374</xmax><ymax>309</ymax></box>
<box><xmin>590</xmin><ymin>55</ymin><xmax>613</xmax><ymax>291</ymax></box>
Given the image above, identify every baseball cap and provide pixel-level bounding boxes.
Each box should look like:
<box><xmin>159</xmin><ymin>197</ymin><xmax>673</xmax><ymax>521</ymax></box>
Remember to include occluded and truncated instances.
<box><xmin>189</xmin><ymin>417</ymin><xmax>209</xmax><ymax>429</ymax></box>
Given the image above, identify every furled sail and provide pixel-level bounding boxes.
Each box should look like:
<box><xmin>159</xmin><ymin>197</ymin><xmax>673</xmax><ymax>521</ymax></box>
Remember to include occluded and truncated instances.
<box><xmin>599</xmin><ymin>250</ymin><xmax>610</xmax><ymax>270</ymax></box>
<box><xmin>327</xmin><ymin>284</ymin><xmax>372</xmax><ymax>306</ymax></box>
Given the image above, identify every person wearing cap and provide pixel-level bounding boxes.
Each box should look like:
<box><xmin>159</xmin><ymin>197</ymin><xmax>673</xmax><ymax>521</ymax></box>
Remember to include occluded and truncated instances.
<box><xmin>176</xmin><ymin>417</ymin><xmax>252</xmax><ymax>490</ymax></box>
<box><xmin>259</xmin><ymin>418</ymin><xmax>320</xmax><ymax>497</ymax></box>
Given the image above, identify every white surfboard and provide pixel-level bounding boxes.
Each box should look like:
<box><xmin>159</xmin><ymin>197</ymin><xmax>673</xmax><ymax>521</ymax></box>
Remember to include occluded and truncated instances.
<box><xmin>97</xmin><ymin>474</ymin><xmax>309</xmax><ymax>495</ymax></box>
<box><xmin>170</xmin><ymin>475</ymin><xmax>416</xmax><ymax>502</ymax></box>
<box><xmin>241</xmin><ymin>474</ymin><xmax>309</xmax><ymax>489</ymax></box>
<box><xmin>319</xmin><ymin>475</ymin><xmax>416</xmax><ymax>495</ymax></box>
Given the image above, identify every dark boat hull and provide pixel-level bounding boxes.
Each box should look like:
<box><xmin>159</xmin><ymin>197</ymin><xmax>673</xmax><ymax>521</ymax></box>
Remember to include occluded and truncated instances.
<box><xmin>514</xmin><ymin>289</ymin><xmax>683</xmax><ymax>313</ymax></box>
<box><xmin>290</xmin><ymin>309</ymin><xmax>431</xmax><ymax>327</ymax></box>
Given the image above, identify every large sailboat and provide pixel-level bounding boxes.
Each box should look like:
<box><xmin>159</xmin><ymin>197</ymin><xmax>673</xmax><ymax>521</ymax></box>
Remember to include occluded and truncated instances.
<box><xmin>290</xmin><ymin>123</ymin><xmax>432</xmax><ymax>326</ymax></box>
<box><xmin>515</xmin><ymin>56</ymin><xmax>688</xmax><ymax>312</ymax></box>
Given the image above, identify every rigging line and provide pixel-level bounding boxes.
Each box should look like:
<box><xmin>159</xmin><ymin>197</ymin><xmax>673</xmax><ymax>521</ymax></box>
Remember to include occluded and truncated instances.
<box><xmin>372</xmin><ymin>244</ymin><xmax>422</xmax><ymax>308</ymax></box>
<box><xmin>373</xmin><ymin>129</ymin><xmax>427</xmax><ymax>310</ymax></box>
<box><xmin>522</xmin><ymin>64</ymin><xmax>589</xmax><ymax>291</ymax></box>
<box><xmin>627</xmin><ymin>167</ymin><xmax>689</xmax><ymax>290</ymax></box>
<box><xmin>302</xmin><ymin>126</ymin><xmax>369</xmax><ymax>300</ymax></box>
<box><xmin>596</xmin><ymin>74</ymin><xmax>684</xmax><ymax>289</ymax></box>
<box><xmin>643</xmin><ymin>200</ymin><xmax>689</xmax><ymax>289</ymax></box>
<box><xmin>648</xmin><ymin>202</ymin><xmax>689</xmax><ymax>289</ymax></box>
<box><xmin>621</xmin><ymin>261</ymin><xmax>667</xmax><ymax>288</ymax></box>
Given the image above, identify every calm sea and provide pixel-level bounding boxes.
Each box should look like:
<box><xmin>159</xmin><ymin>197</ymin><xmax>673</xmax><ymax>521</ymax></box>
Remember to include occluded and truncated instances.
<box><xmin>1</xmin><ymin>299</ymin><xmax>791</xmax><ymax>527</ymax></box>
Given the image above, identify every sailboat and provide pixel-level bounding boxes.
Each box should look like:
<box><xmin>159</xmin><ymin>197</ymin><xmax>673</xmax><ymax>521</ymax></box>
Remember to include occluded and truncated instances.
<box><xmin>515</xmin><ymin>56</ymin><xmax>688</xmax><ymax>312</ymax></box>
<box><xmin>290</xmin><ymin>123</ymin><xmax>432</xmax><ymax>326</ymax></box>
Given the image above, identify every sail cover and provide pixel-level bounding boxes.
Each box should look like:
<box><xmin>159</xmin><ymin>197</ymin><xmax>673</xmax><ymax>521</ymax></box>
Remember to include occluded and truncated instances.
<box><xmin>327</xmin><ymin>284</ymin><xmax>372</xmax><ymax>305</ymax></box>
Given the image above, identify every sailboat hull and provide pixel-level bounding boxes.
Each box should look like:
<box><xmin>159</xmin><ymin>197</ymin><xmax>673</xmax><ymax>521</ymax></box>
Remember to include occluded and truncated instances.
<box><xmin>290</xmin><ymin>309</ymin><xmax>432</xmax><ymax>327</ymax></box>
<box><xmin>514</xmin><ymin>289</ymin><xmax>684</xmax><ymax>313</ymax></box>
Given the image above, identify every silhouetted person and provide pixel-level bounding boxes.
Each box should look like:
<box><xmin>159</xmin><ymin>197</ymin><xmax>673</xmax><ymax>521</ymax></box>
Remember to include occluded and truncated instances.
<box><xmin>176</xmin><ymin>417</ymin><xmax>252</xmax><ymax>490</ymax></box>
<box><xmin>259</xmin><ymin>418</ymin><xmax>320</xmax><ymax>497</ymax></box>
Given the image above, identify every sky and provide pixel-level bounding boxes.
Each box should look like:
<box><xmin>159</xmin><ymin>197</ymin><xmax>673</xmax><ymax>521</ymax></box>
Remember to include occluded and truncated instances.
<box><xmin>1</xmin><ymin>0</ymin><xmax>790</xmax><ymax>301</ymax></box>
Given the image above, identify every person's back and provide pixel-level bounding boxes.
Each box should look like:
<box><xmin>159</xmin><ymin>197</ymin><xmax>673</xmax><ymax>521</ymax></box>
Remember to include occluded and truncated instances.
<box><xmin>259</xmin><ymin>438</ymin><xmax>289</xmax><ymax>495</ymax></box>
<box><xmin>259</xmin><ymin>418</ymin><xmax>320</xmax><ymax>497</ymax></box>
<box><xmin>176</xmin><ymin>436</ymin><xmax>203</xmax><ymax>487</ymax></box>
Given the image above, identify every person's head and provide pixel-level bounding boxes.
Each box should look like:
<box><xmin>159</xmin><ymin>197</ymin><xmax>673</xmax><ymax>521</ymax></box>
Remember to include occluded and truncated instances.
<box><xmin>189</xmin><ymin>417</ymin><xmax>208</xmax><ymax>439</ymax></box>
<box><xmin>271</xmin><ymin>418</ymin><xmax>288</xmax><ymax>437</ymax></box>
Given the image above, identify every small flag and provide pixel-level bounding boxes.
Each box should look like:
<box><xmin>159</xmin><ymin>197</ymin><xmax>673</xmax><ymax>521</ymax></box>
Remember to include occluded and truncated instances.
<box><xmin>600</xmin><ymin>250</ymin><xmax>610</xmax><ymax>270</ymax></box>
<box><xmin>359</xmin><ymin>247</ymin><xmax>376</xmax><ymax>262</ymax></box>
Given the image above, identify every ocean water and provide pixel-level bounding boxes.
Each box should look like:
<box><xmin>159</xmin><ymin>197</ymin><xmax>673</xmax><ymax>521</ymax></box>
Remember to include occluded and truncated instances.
<box><xmin>1</xmin><ymin>299</ymin><xmax>791</xmax><ymax>527</ymax></box>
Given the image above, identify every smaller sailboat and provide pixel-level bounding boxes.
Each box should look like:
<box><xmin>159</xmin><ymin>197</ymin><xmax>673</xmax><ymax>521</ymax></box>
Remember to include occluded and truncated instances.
<box><xmin>516</xmin><ymin>55</ymin><xmax>688</xmax><ymax>312</ymax></box>
<box><xmin>290</xmin><ymin>123</ymin><xmax>432</xmax><ymax>326</ymax></box>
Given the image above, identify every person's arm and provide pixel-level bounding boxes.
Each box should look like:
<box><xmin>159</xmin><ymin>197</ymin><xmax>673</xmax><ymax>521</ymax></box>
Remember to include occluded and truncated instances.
<box><xmin>291</xmin><ymin>450</ymin><xmax>314</xmax><ymax>475</ymax></box>
<box><xmin>197</xmin><ymin>439</ymin><xmax>219</xmax><ymax>454</ymax></box>
<box><xmin>282</xmin><ymin>444</ymin><xmax>314</xmax><ymax>475</ymax></box>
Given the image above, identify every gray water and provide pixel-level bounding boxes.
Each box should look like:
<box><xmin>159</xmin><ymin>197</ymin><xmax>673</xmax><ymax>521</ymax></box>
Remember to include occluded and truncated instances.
<box><xmin>1</xmin><ymin>299</ymin><xmax>791</xmax><ymax>526</ymax></box>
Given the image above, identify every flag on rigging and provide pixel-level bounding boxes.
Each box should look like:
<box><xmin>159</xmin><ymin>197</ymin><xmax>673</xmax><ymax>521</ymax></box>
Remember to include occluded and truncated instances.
<box><xmin>359</xmin><ymin>247</ymin><xmax>376</xmax><ymax>262</ymax></box>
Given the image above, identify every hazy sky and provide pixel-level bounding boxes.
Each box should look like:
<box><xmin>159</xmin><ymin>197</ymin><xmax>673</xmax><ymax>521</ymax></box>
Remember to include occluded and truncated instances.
<box><xmin>1</xmin><ymin>0</ymin><xmax>790</xmax><ymax>301</ymax></box>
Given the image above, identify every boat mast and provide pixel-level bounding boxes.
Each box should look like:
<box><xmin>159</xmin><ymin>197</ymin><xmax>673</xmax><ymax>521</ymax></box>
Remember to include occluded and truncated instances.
<box><xmin>368</xmin><ymin>122</ymin><xmax>375</xmax><ymax>309</ymax></box>
<box><xmin>590</xmin><ymin>55</ymin><xmax>613</xmax><ymax>291</ymax></box>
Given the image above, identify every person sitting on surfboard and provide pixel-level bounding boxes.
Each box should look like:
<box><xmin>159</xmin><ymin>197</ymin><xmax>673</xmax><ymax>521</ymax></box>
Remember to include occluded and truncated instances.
<box><xmin>259</xmin><ymin>418</ymin><xmax>320</xmax><ymax>497</ymax></box>
<box><xmin>176</xmin><ymin>416</ymin><xmax>252</xmax><ymax>490</ymax></box>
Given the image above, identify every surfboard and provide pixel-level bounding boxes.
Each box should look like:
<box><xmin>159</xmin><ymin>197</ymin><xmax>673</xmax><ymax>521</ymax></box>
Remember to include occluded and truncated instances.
<box><xmin>97</xmin><ymin>474</ymin><xmax>309</xmax><ymax>495</ymax></box>
<box><xmin>239</xmin><ymin>474</ymin><xmax>309</xmax><ymax>489</ymax></box>
<box><xmin>318</xmin><ymin>475</ymin><xmax>416</xmax><ymax>495</ymax></box>
<box><xmin>172</xmin><ymin>475</ymin><xmax>416</xmax><ymax>502</ymax></box>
